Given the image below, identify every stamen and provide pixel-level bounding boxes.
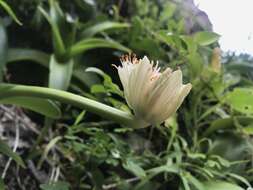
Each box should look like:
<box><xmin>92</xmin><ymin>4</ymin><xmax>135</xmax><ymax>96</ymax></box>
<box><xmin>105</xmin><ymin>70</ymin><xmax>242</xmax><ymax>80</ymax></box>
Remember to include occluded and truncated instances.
<box><xmin>150</xmin><ymin>74</ymin><xmax>160</xmax><ymax>81</ymax></box>
<box><xmin>120</xmin><ymin>53</ymin><xmax>139</xmax><ymax>64</ymax></box>
<box><xmin>111</xmin><ymin>64</ymin><xmax>118</xmax><ymax>69</ymax></box>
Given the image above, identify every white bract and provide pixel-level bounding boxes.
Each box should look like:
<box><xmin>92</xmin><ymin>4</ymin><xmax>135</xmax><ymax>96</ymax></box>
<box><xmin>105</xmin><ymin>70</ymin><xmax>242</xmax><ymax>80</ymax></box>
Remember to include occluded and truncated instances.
<box><xmin>116</xmin><ymin>55</ymin><xmax>192</xmax><ymax>127</ymax></box>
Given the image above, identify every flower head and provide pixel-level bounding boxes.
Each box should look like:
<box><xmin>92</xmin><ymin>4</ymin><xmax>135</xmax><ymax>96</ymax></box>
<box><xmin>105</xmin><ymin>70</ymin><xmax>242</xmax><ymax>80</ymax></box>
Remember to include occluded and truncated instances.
<box><xmin>116</xmin><ymin>54</ymin><xmax>192</xmax><ymax>127</ymax></box>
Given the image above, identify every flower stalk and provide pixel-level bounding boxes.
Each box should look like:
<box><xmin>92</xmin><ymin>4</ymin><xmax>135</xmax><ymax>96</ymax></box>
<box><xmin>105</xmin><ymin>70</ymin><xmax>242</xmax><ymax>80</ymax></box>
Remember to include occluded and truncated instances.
<box><xmin>0</xmin><ymin>83</ymin><xmax>135</xmax><ymax>126</ymax></box>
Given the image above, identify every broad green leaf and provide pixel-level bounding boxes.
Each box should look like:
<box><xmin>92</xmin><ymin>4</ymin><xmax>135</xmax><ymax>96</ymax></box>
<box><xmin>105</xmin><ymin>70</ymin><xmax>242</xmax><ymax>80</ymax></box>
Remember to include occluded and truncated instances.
<box><xmin>91</xmin><ymin>84</ymin><xmax>107</xmax><ymax>94</ymax></box>
<box><xmin>70</xmin><ymin>38</ymin><xmax>131</xmax><ymax>56</ymax></box>
<box><xmin>0</xmin><ymin>19</ymin><xmax>7</xmax><ymax>81</ymax></box>
<box><xmin>0</xmin><ymin>139</ymin><xmax>25</xmax><ymax>168</ymax></box>
<box><xmin>187</xmin><ymin>52</ymin><xmax>204</xmax><ymax>79</ymax></box>
<box><xmin>86</xmin><ymin>67</ymin><xmax>123</xmax><ymax>97</ymax></box>
<box><xmin>159</xmin><ymin>2</ymin><xmax>176</xmax><ymax>21</ymax></box>
<box><xmin>180</xmin><ymin>35</ymin><xmax>197</xmax><ymax>53</ymax></box>
<box><xmin>225</xmin><ymin>88</ymin><xmax>253</xmax><ymax>114</ymax></box>
<box><xmin>40</xmin><ymin>181</ymin><xmax>70</xmax><ymax>190</ymax></box>
<box><xmin>81</xmin><ymin>21</ymin><xmax>130</xmax><ymax>37</ymax></box>
<box><xmin>0</xmin><ymin>96</ymin><xmax>61</xmax><ymax>118</ymax></box>
<box><xmin>156</xmin><ymin>30</ymin><xmax>184</xmax><ymax>50</ymax></box>
<box><xmin>203</xmin><ymin>181</ymin><xmax>244</xmax><ymax>190</ymax></box>
<box><xmin>7</xmin><ymin>48</ymin><xmax>50</xmax><ymax>68</ymax></box>
<box><xmin>49</xmin><ymin>55</ymin><xmax>74</xmax><ymax>90</ymax></box>
<box><xmin>208</xmin><ymin>133</ymin><xmax>250</xmax><ymax>169</ymax></box>
<box><xmin>242</xmin><ymin>123</ymin><xmax>253</xmax><ymax>135</ymax></box>
<box><xmin>7</xmin><ymin>48</ymin><xmax>96</xmax><ymax>88</ymax></box>
<box><xmin>72</xmin><ymin>68</ymin><xmax>100</xmax><ymax>88</ymax></box>
<box><xmin>0</xmin><ymin>0</ymin><xmax>22</xmax><ymax>25</ymax></box>
<box><xmin>194</xmin><ymin>31</ymin><xmax>220</xmax><ymax>46</ymax></box>
<box><xmin>203</xmin><ymin>116</ymin><xmax>253</xmax><ymax>136</ymax></box>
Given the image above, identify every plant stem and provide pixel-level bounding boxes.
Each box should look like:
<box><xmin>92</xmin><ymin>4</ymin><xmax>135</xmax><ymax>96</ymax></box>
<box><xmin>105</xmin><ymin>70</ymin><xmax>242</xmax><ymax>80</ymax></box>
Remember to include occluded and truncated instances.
<box><xmin>0</xmin><ymin>83</ymin><xmax>135</xmax><ymax>126</ymax></box>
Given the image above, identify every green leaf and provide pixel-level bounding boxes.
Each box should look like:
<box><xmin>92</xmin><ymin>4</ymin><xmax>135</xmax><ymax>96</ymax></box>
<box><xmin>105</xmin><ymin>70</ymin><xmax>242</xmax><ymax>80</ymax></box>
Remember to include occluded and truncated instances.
<box><xmin>226</xmin><ymin>88</ymin><xmax>253</xmax><ymax>114</ymax></box>
<box><xmin>208</xmin><ymin>133</ymin><xmax>250</xmax><ymax>167</ymax></box>
<box><xmin>0</xmin><ymin>139</ymin><xmax>25</xmax><ymax>168</ymax></box>
<box><xmin>0</xmin><ymin>177</ymin><xmax>5</xmax><ymax>190</ymax></box>
<box><xmin>0</xmin><ymin>19</ymin><xmax>7</xmax><ymax>81</ymax></box>
<box><xmin>86</xmin><ymin>67</ymin><xmax>123</xmax><ymax>97</ymax></box>
<box><xmin>123</xmin><ymin>159</ymin><xmax>146</xmax><ymax>178</ymax></box>
<box><xmin>186</xmin><ymin>173</ymin><xmax>204</xmax><ymax>190</ymax></box>
<box><xmin>81</xmin><ymin>21</ymin><xmax>130</xmax><ymax>37</ymax></box>
<box><xmin>70</xmin><ymin>38</ymin><xmax>131</xmax><ymax>56</ymax></box>
<box><xmin>203</xmin><ymin>116</ymin><xmax>253</xmax><ymax>136</ymax></box>
<box><xmin>72</xmin><ymin>68</ymin><xmax>100</xmax><ymax>88</ymax></box>
<box><xmin>7</xmin><ymin>48</ymin><xmax>96</xmax><ymax>89</ymax></box>
<box><xmin>227</xmin><ymin>173</ymin><xmax>251</xmax><ymax>187</ymax></box>
<box><xmin>7</xmin><ymin>48</ymin><xmax>50</xmax><ymax>68</ymax></box>
<box><xmin>40</xmin><ymin>181</ymin><xmax>70</xmax><ymax>190</ymax></box>
<box><xmin>0</xmin><ymin>96</ymin><xmax>61</xmax><ymax>118</ymax></box>
<box><xmin>194</xmin><ymin>31</ymin><xmax>220</xmax><ymax>46</ymax></box>
<box><xmin>0</xmin><ymin>0</ymin><xmax>22</xmax><ymax>25</ymax></box>
<box><xmin>203</xmin><ymin>181</ymin><xmax>244</xmax><ymax>190</ymax></box>
<box><xmin>38</xmin><ymin>3</ymin><xmax>66</xmax><ymax>57</ymax></box>
<box><xmin>180</xmin><ymin>35</ymin><xmax>197</xmax><ymax>53</ymax></box>
<box><xmin>148</xmin><ymin>165</ymin><xmax>179</xmax><ymax>176</ymax></box>
<box><xmin>38</xmin><ymin>136</ymin><xmax>62</xmax><ymax>168</ymax></box>
<box><xmin>159</xmin><ymin>2</ymin><xmax>176</xmax><ymax>21</ymax></box>
<box><xmin>156</xmin><ymin>30</ymin><xmax>184</xmax><ymax>50</ymax></box>
<box><xmin>187</xmin><ymin>52</ymin><xmax>204</xmax><ymax>79</ymax></box>
<box><xmin>181</xmin><ymin>176</ymin><xmax>191</xmax><ymax>190</ymax></box>
<box><xmin>74</xmin><ymin>110</ymin><xmax>86</xmax><ymax>125</ymax></box>
<box><xmin>242</xmin><ymin>123</ymin><xmax>253</xmax><ymax>135</ymax></box>
<box><xmin>49</xmin><ymin>55</ymin><xmax>74</xmax><ymax>90</ymax></box>
<box><xmin>91</xmin><ymin>84</ymin><xmax>107</xmax><ymax>94</ymax></box>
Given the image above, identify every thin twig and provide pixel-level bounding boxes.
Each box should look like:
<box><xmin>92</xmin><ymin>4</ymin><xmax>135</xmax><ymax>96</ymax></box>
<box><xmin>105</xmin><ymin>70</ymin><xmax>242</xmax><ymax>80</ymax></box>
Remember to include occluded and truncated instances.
<box><xmin>0</xmin><ymin>105</ymin><xmax>40</xmax><ymax>135</ymax></box>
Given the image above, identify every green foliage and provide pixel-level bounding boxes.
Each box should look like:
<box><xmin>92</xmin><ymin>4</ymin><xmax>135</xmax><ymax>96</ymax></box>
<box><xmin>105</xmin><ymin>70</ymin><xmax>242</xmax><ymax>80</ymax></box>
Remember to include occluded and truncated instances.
<box><xmin>203</xmin><ymin>181</ymin><xmax>244</xmax><ymax>190</ymax></box>
<box><xmin>226</xmin><ymin>88</ymin><xmax>253</xmax><ymax>114</ymax></box>
<box><xmin>0</xmin><ymin>0</ymin><xmax>253</xmax><ymax>190</ymax></box>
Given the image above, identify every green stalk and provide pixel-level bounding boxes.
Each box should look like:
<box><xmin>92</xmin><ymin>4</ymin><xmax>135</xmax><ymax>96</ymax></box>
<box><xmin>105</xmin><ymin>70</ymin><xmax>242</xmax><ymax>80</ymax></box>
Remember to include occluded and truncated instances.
<box><xmin>0</xmin><ymin>83</ymin><xmax>135</xmax><ymax>126</ymax></box>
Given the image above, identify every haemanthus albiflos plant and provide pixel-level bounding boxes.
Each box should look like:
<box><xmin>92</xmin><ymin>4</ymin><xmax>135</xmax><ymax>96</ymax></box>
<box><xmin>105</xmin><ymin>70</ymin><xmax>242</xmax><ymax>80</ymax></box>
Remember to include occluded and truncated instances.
<box><xmin>115</xmin><ymin>54</ymin><xmax>192</xmax><ymax>127</ymax></box>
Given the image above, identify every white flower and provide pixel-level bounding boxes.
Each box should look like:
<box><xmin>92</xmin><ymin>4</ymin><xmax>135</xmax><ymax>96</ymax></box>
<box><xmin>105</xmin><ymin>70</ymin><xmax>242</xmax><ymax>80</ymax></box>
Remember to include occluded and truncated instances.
<box><xmin>116</xmin><ymin>54</ymin><xmax>192</xmax><ymax>127</ymax></box>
